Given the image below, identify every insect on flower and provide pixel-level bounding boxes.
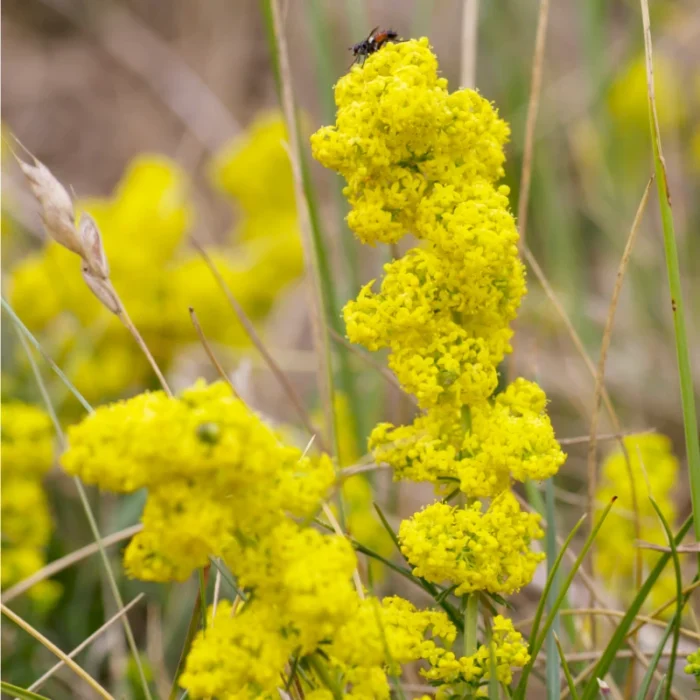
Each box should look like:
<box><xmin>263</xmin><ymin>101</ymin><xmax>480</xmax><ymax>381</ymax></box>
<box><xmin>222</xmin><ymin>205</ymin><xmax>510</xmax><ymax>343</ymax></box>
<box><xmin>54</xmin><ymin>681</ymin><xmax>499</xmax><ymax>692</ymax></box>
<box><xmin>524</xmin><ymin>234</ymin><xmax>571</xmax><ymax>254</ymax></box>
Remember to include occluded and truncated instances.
<box><xmin>350</xmin><ymin>26</ymin><xmax>400</xmax><ymax>66</ymax></box>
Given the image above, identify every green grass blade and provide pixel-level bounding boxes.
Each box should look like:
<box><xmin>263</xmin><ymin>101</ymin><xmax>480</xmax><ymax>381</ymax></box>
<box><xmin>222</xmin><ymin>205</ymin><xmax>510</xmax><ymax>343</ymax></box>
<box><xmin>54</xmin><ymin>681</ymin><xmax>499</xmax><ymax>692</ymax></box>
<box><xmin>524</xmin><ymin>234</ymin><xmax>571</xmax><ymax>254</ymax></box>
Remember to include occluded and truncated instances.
<box><xmin>525</xmin><ymin>480</ymin><xmax>577</xmax><ymax>645</ymax></box>
<box><xmin>636</xmin><ymin>616</ymin><xmax>675</xmax><ymax>700</ymax></box>
<box><xmin>2</xmin><ymin>297</ymin><xmax>92</xmax><ymax>413</ymax></box>
<box><xmin>373</xmin><ymin>502</ymin><xmax>402</xmax><ymax>553</ymax></box>
<box><xmin>651</xmin><ymin>675</ymin><xmax>668</xmax><ymax>700</ymax></box>
<box><xmin>259</xmin><ymin>0</ymin><xmax>363</xmax><ymax>461</ymax></box>
<box><xmin>648</xmin><ymin>497</ymin><xmax>683</xmax><ymax>700</ymax></box>
<box><xmin>522</xmin><ymin>513</ymin><xmax>587</xmax><ymax>673</ymax></box>
<box><xmin>208</xmin><ymin>556</ymin><xmax>248</xmax><ymax>601</ymax></box>
<box><xmin>553</xmin><ymin>633</ymin><xmax>579</xmax><ymax>700</ymax></box>
<box><xmin>517</xmin><ymin>498</ymin><xmax>617</xmax><ymax>698</ymax></box>
<box><xmin>0</xmin><ymin>682</ymin><xmax>51</xmax><ymax>700</ymax></box>
<box><xmin>544</xmin><ymin>478</ymin><xmax>561</xmax><ymax>700</ymax></box>
<box><xmin>579</xmin><ymin>515</ymin><xmax>693</xmax><ymax>700</ymax></box>
<box><xmin>640</xmin><ymin>0</ymin><xmax>700</xmax><ymax>546</ymax></box>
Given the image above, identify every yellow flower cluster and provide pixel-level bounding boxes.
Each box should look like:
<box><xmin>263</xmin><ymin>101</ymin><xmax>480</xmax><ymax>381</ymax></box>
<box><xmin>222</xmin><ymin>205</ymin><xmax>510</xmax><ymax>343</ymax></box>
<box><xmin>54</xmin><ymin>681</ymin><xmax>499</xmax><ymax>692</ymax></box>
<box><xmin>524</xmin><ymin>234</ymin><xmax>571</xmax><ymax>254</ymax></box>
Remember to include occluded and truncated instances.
<box><xmin>371</xmin><ymin>379</ymin><xmax>564</xmax><ymax>497</ymax></box>
<box><xmin>594</xmin><ymin>434</ymin><xmax>680</xmax><ymax>613</ymax></box>
<box><xmin>1</xmin><ymin>401</ymin><xmax>61</xmax><ymax>605</ymax></box>
<box><xmin>183</xmin><ymin>595</ymin><xmax>457</xmax><ymax>700</ymax></box>
<box><xmin>399</xmin><ymin>492</ymin><xmax>544</xmax><ymax>595</ymax></box>
<box><xmin>9</xmin><ymin>114</ymin><xmax>302</xmax><ymax>404</ymax></box>
<box><xmin>312</xmin><ymin>38</ymin><xmax>565</xmax><ymax>694</ymax></box>
<box><xmin>425</xmin><ymin>615</ymin><xmax>529</xmax><ymax>688</ymax></box>
<box><xmin>61</xmin><ymin>380</ymin><xmax>457</xmax><ymax>697</ymax></box>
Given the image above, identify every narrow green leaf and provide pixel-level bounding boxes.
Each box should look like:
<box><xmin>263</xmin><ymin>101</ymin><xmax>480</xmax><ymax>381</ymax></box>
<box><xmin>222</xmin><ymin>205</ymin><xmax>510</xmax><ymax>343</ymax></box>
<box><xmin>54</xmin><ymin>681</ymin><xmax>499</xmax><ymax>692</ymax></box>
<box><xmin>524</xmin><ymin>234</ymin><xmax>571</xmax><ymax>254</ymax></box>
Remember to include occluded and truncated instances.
<box><xmin>373</xmin><ymin>502</ymin><xmax>402</xmax><ymax>552</ymax></box>
<box><xmin>0</xmin><ymin>682</ymin><xmax>52</xmax><ymax>700</ymax></box>
<box><xmin>579</xmin><ymin>515</ymin><xmax>693</xmax><ymax>700</ymax></box>
<box><xmin>517</xmin><ymin>498</ymin><xmax>616</xmax><ymax>698</ymax></box>
<box><xmin>651</xmin><ymin>675</ymin><xmax>667</xmax><ymax>700</ymax></box>
<box><xmin>2</xmin><ymin>297</ymin><xmax>92</xmax><ymax>413</ymax></box>
<box><xmin>637</xmin><ymin>615</ymin><xmax>675</xmax><ymax>700</ymax></box>
<box><xmin>553</xmin><ymin>633</ymin><xmax>579</xmax><ymax>700</ymax></box>
<box><xmin>544</xmin><ymin>478</ymin><xmax>561</xmax><ymax>700</ymax></box>
<box><xmin>640</xmin><ymin>0</ymin><xmax>700</xmax><ymax>547</ymax></box>
<box><xmin>524</xmin><ymin>513</ymin><xmax>587</xmax><ymax>668</ymax></box>
<box><xmin>198</xmin><ymin>568</ymin><xmax>208</xmax><ymax>632</ymax></box>
<box><xmin>208</xmin><ymin>556</ymin><xmax>247</xmax><ymax>601</ymax></box>
<box><xmin>648</xmin><ymin>497</ymin><xmax>683</xmax><ymax>700</ymax></box>
<box><xmin>524</xmin><ymin>479</ymin><xmax>576</xmax><ymax>643</ymax></box>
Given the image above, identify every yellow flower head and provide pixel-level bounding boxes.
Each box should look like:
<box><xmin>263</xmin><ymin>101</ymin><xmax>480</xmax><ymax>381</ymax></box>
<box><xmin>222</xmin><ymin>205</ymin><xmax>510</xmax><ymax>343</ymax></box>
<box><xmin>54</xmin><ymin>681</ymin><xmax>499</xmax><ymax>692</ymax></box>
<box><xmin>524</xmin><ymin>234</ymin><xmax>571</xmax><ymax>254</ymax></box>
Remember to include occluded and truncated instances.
<box><xmin>312</xmin><ymin>38</ymin><xmax>510</xmax><ymax>246</ymax></box>
<box><xmin>61</xmin><ymin>380</ymin><xmax>335</xmax><ymax>581</ymax></box>
<box><xmin>399</xmin><ymin>491</ymin><xmax>544</xmax><ymax>595</ymax></box>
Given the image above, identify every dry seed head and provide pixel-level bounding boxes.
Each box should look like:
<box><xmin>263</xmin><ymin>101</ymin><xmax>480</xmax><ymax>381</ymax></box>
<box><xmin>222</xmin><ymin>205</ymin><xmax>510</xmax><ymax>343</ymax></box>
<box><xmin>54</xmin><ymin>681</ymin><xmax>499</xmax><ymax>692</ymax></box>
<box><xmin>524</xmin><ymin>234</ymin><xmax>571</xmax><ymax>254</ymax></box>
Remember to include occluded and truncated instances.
<box><xmin>81</xmin><ymin>264</ymin><xmax>121</xmax><ymax>315</ymax></box>
<box><xmin>18</xmin><ymin>157</ymin><xmax>83</xmax><ymax>256</ymax></box>
<box><xmin>78</xmin><ymin>211</ymin><xmax>110</xmax><ymax>279</ymax></box>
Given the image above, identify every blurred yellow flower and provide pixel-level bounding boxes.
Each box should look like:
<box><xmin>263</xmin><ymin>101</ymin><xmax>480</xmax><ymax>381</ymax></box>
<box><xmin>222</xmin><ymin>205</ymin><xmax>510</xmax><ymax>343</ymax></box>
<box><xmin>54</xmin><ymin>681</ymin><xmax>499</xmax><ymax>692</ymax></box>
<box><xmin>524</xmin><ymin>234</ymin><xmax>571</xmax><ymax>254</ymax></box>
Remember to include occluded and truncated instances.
<box><xmin>9</xmin><ymin>123</ymin><xmax>304</xmax><ymax>402</ymax></box>
<box><xmin>1</xmin><ymin>401</ymin><xmax>61</xmax><ymax>606</ymax></box>
<box><xmin>608</xmin><ymin>53</ymin><xmax>686</xmax><ymax>132</ymax></box>
<box><xmin>595</xmin><ymin>434</ymin><xmax>680</xmax><ymax>613</ymax></box>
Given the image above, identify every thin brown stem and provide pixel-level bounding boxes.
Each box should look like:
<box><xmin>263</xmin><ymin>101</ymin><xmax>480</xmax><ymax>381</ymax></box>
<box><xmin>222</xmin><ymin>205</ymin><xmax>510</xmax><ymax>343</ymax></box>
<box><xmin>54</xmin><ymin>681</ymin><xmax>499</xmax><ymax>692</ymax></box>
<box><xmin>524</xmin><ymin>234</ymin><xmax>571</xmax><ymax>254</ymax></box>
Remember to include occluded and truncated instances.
<box><xmin>115</xmin><ymin>297</ymin><xmax>172</xmax><ymax>397</ymax></box>
<box><xmin>460</xmin><ymin>0</ymin><xmax>479</xmax><ymax>88</ymax></box>
<box><xmin>586</xmin><ymin>178</ymin><xmax>652</xmax><ymax>650</ymax></box>
<box><xmin>269</xmin><ymin>0</ymin><xmax>337</xmax><ymax>459</ymax></box>
<box><xmin>29</xmin><ymin>594</ymin><xmax>145</xmax><ymax>691</ymax></box>
<box><xmin>328</xmin><ymin>327</ymin><xmax>417</xmax><ymax>405</ymax></box>
<box><xmin>188</xmin><ymin>306</ymin><xmax>240</xmax><ymax>398</ymax></box>
<box><xmin>194</xmin><ymin>242</ymin><xmax>327</xmax><ymax>453</ymax></box>
<box><xmin>2</xmin><ymin>603</ymin><xmax>116</xmax><ymax>700</ymax></box>
<box><xmin>1</xmin><ymin>524</ymin><xmax>143</xmax><ymax>604</ymax></box>
<box><xmin>559</xmin><ymin>428</ymin><xmax>655</xmax><ymax>446</ymax></box>
<box><xmin>517</xmin><ymin>0</ymin><xmax>550</xmax><ymax>246</ymax></box>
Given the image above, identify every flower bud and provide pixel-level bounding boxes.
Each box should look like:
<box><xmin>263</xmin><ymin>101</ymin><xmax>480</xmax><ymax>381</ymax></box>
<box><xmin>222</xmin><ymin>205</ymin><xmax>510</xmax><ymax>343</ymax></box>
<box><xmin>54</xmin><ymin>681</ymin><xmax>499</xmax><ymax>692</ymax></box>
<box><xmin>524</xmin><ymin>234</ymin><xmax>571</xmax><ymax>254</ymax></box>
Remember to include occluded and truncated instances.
<box><xmin>78</xmin><ymin>211</ymin><xmax>109</xmax><ymax>279</ymax></box>
<box><xmin>18</xmin><ymin>158</ymin><xmax>83</xmax><ymax>256</ymax></box>
<box><xmin>81</xmin><ymin>264</ymin><xmax>120</xmax><ymax>315</ymax></box>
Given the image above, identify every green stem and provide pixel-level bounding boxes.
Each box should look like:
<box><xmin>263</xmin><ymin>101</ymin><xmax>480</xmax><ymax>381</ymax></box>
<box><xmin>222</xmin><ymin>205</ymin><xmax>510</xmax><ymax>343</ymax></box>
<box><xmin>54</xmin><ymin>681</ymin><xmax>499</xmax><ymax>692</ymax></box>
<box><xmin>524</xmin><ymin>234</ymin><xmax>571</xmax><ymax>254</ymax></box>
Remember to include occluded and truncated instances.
<box><xmin>641</xmin><ymin>2</ymin><xmax>700</xmax><ymax>548</ymax></box>
<box><xmin>308</xmin><ymin>654</ymin><xmax>343</xmax><ymax>700</ymax></box>
<box><xmin>198</xmin><ymin>568</ymin><xmax>208</xmax><ymax>633</ymax></box>
<box><xmin>464</xmin><ymin>593</ymin><xmax>479</xmax><ymax>657</ymax></box>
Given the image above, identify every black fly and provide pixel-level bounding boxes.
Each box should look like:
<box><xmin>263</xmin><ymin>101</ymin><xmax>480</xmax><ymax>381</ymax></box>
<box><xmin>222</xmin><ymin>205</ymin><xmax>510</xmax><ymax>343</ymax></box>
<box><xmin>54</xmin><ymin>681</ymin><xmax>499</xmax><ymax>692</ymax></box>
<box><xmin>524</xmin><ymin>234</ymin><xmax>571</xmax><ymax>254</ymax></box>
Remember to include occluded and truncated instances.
<box><xmin>350</xmin><ymin>27</ymin><xmax>400</xmax><ymax>66</ymax></box>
